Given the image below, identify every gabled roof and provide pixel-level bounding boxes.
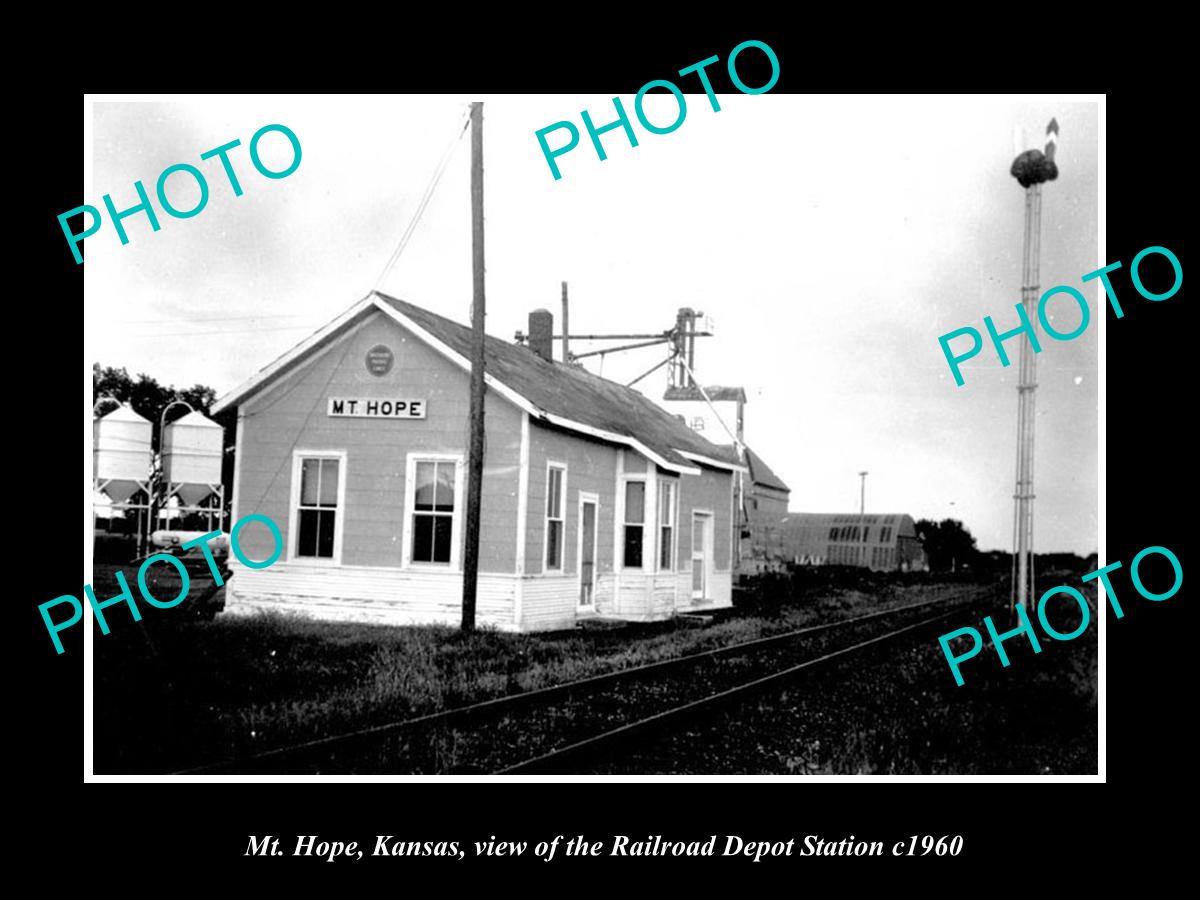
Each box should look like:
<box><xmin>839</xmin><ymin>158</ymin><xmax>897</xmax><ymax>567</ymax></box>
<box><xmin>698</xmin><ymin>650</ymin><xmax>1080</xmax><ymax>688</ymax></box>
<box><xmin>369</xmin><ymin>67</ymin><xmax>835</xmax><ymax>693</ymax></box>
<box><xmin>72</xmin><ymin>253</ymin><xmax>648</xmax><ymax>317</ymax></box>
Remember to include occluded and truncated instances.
<box><xmin>744</xmin><ymin>446</ymin><xmax>790</xmax><ymax>493</ymax></box>
<box><xmin>213</xmin><ymin>292</ymin><xmax>745</xmax><ymax>476</ymax></box>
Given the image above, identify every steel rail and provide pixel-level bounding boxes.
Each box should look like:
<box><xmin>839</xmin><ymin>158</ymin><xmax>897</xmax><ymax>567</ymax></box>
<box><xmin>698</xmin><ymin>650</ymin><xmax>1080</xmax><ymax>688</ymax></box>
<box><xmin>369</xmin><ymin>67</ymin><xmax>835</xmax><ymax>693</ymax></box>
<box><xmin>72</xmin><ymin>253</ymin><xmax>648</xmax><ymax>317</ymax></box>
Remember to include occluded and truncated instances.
<box><xmin>173</xmin><ymin>592</ymin><xmax>980</xmax><ymax>775</ymax></box>
<box><xmin>496</xmin><ymin>608</ymin><xmax>961</xmax><ymax>774</ymax></box>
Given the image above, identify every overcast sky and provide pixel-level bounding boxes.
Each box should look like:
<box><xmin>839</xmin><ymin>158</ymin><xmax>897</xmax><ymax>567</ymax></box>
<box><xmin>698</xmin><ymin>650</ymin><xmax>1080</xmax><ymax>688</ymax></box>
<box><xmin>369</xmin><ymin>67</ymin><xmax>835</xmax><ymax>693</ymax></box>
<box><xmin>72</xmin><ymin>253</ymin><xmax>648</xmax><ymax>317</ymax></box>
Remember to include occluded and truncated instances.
<box><xmin>85</xmin><ymin>94</ymin><xmax>1099</xmax><ymax>554</ymax></box>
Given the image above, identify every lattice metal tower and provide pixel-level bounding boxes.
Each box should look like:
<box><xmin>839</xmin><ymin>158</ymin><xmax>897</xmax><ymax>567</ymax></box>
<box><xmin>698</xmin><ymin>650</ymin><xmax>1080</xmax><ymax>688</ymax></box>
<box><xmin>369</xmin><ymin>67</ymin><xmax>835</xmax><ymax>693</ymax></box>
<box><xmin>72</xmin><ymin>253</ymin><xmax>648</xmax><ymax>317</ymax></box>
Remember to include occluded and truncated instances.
<box><xmin>1009</xmin><ymin>118</ymin><xmax>1059</xmax><ymax>616</ymax></box>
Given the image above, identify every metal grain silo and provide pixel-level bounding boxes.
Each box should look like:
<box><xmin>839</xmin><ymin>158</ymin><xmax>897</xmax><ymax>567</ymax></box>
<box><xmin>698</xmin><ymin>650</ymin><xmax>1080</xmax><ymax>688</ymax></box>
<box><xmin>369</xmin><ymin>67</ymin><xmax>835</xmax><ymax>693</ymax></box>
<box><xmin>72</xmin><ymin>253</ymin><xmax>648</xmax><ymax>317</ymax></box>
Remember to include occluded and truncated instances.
<box><xmin>93</xmin><ymin>404</ymin><xmax>152</xmax><ymax>503</ymax></box>
<box><xmin>162</xmin><ymin>410</ymin><xmax>224</xmax><ymax>504</ymax></box>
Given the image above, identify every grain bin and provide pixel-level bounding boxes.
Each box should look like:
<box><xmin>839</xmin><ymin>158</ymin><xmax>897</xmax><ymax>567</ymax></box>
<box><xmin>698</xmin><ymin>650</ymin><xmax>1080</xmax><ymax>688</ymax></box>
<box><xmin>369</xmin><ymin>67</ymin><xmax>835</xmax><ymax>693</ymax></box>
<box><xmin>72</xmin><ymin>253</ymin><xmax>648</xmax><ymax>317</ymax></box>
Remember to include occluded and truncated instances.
<box><xmin>162</xmin><ymin>410</ymin><xmax>224</xmax><ymax>504</ymax></box>
<box><xmin>93</xmin><ymin>404</ymin><xmax>152</xmax><ymax>503</ymax></box>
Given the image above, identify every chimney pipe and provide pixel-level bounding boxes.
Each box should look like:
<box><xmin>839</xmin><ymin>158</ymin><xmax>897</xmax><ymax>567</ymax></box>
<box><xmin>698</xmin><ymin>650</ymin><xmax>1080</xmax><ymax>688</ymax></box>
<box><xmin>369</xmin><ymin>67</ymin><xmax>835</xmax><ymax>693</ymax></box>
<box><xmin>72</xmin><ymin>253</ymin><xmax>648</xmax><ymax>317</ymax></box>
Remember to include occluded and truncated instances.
<box><xmin>560</xmin><ymin>282</ymin><xmax>570</xmax><ymax>363</ymax></box>
<box><xmin>528</xmin><ymin>309</ymin><xmax>554</xmax><ymax>362</ymax></box>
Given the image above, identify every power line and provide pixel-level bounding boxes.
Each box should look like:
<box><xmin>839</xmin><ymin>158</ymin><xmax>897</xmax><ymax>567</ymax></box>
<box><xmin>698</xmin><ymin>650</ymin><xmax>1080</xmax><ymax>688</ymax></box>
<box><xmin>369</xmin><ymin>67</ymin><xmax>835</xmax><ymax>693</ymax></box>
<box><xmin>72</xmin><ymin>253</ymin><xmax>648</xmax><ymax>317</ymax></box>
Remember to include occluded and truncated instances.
<box><xmin>372</xmin><ymin>105</ymin><xmax>472</xmax><ymax>292</ymax></box>
<box><xmin>129</xmin><ymin>325</ymin><xmax>318</xmax><ymax>338</ymax></box>
<box><xmin>112</xmin><ymin>314</ymin><xmax>310</xmax><ymax>325</ymax></box>
<box><xmin>240</xmin><ymin>335</ymin><xmax>357</xmax><ymax>516</ymax></box>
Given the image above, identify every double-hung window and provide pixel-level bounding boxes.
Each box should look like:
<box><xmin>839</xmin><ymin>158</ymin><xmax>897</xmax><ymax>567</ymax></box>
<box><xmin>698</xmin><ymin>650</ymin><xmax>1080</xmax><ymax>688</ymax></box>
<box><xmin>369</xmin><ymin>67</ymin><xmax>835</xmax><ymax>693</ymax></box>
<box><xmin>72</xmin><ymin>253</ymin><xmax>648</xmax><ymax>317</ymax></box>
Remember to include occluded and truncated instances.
<box><xmin>294</xmin><ymin>454</ymin><xmax>342</xmax><ymax>560</ymax></box>
<box><xmin>657</xmin><ymin>478</ymin><xmax>676</xmax><ymax>570</ymax></box>
<box><xmin>545</xmin><ymin>465</ymin><xmax>566</xmax><ymax>570</ymax></box>
<box><xmin>412</xmin><ymin>459</ymin><xmax>457</xmax><ymax>564</ymax></box>
<box><xmin>623</xmin><ymin>480</ymin><xmax>645</xmax><ymax>568</ymax></box>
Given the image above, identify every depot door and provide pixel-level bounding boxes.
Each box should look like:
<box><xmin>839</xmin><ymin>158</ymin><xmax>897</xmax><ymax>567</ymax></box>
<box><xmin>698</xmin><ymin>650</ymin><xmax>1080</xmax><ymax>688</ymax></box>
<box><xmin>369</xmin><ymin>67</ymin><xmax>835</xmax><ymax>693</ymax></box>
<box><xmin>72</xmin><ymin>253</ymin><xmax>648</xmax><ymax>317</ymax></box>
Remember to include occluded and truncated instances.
<box><xmin>692</xmin><ymin>512</ymin><xmax>711</xmax><ymax>602</ymax></box>
<box><xmin>579</xmin><ymin>496</ymin><xmax>597</xmax><ymax>608</ymax></box>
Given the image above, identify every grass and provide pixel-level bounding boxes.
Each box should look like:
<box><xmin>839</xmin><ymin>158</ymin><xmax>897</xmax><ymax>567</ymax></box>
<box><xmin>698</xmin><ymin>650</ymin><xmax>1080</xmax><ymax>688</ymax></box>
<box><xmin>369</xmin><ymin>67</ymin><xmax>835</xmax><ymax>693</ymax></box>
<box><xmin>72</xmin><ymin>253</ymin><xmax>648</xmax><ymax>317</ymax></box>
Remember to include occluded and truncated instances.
<box><xmin>92</xmin><ymin>564</ymin><xmax>1093</xmax><ymax>774</ymax></box>
<box><xmin>767</xmin><ymin>585</ymin><xmax>1099</xmax><ymax>775</ymax></box>
<box><xmin>585</xmin><ymin>581</ymin><xmax>1098</xmax><ymax>775</ymax></box>
<box><xmin>91</xmin><ymin>564</ymin><xmax>974</xmax><ymax>777</ymax></box>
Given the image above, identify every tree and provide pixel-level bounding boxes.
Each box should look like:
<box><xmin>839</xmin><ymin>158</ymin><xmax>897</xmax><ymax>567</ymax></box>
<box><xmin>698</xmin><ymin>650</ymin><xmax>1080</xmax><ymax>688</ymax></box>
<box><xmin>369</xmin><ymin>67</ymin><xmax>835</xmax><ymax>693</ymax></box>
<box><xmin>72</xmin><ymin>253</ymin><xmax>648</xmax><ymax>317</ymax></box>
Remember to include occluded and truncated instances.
<box><xmin>914</xmin><ymin>518</ymin><xmax>979</xmax><ymax>572</ymax></box>
<box><xmin>93</xmin><ymin>364</ymin><xmax>219</xmax><ymax>450</ymax></box>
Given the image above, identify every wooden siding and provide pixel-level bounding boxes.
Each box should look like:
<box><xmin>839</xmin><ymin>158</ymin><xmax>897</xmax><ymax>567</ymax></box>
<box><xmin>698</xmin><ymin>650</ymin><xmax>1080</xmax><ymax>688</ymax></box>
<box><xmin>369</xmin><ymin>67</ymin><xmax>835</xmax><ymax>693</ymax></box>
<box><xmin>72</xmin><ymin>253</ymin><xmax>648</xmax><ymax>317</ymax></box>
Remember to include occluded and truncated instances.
<box><xmin>622</xmin><ymin>452</ymin><xmax>647</xmax><ymax>474</ymax></box>
<box><xmin>234</xmin><ymin>309</ymin><xmax>523</xmax><ymax>573</ymax></box>
<box><xmin>517</xmin><ymin>574</ymin><xmax>579</xmax><ymax>631</ymax></box>
<box><xmin>524</xmin><ymin>421</ymin><xmax>619</xmax><ymax>577</ymax></box>
<box><xmin>677</xmin><ymin>464</ymin><xmax>734</xmax><ymax>571</ymax></box>
<box><xmin>226</xmin><ymin>308</ymin><xmax>735</xmax><ymax>629</ymax></box>
<box><xmin>225</xmin><ymin>559</ymin><xmax>516</xmax><ymax>629</ymax></box>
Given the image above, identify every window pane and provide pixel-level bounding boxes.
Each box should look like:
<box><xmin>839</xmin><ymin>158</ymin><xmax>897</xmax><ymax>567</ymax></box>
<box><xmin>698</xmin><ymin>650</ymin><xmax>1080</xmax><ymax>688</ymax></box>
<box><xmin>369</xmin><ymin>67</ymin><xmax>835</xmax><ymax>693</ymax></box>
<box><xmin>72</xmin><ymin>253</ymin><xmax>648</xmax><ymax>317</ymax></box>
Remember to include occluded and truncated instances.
<box><xmin>413</xmin><ymin>514</ymin><xmax>433</xmax><ymax>562</ymax></box>
<box><xmin>317</xmin><ymin>510</ymin><xmax>336</xmax><ymax>557</ymax></box>
<box><xmin>300</xmin><ymin>458</ymin><xmax>320</xmax><ymax>505</ymax></box>
<box><xmin>863</xmin><ymin>526</ymin><xmax>870</xmax><ymax>542</ymax></box>
<box><xmin>298</xmin><ymin>508</ymin><xmax>319</xmax><ymax>556</ymax></box>
<box><xmin>658</xmin><ymin>480</ymin><xmax>674</xmax><ymax>527</ymax></box>
<box><xmin>625</xmin><ymin>481</ymin><xmax>644</xmax><ymax>524</ymax></box>
<box><xmin>433</xmin><ymin>514</ymin><xmax>453</xmax><ymax>563</ymax></box>
<box><xmin>660</xmin><ymin>526</ymin><xmax>673</xmax><ymax>569</ymax></box>
<box><xmin>319</xmin><ymin>459</ymin><xmax>339</xmax><ymax>507</ymax></box>
<box><xmin>624</xmin><ymin>525</ymin><xmax>643</xmax><ymax>568</ymax></box>
<box><xmin>547</xmin><ymin>520</ymin><xmax>562</xmax><ymax>569</ymax></box>
<box><xmin>547</xmin><ymin>468</ymin><xmax>562</xmax><ymax>518</ymax></box>
<box><xmin>415</xmin><ymin>462</ymin><xmax>436</xmax><ymax>510</ymax></box>
<box><xmin>435</xmin><ymin>462</ymin><xmax>456</xmax><ymax>511</ymax></box>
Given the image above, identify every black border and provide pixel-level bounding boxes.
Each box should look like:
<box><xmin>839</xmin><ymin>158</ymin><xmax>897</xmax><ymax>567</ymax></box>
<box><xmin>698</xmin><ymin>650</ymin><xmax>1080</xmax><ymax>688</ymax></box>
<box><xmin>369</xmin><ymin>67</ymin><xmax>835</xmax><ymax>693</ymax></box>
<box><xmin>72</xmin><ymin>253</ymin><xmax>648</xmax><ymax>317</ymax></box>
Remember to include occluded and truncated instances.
<box><xmin>23</xmin><ymin>25</ymin><xmax>1190</xmax><ymax>883</ymax></box>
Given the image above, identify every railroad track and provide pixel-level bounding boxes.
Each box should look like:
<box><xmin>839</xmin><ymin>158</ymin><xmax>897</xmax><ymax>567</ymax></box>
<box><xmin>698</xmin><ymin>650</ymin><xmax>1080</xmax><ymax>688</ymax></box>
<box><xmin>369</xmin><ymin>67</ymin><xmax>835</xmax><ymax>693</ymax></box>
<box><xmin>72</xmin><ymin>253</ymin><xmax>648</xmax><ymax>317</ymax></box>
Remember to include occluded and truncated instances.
<box><xmin>176</xmin><ymin>590</ymin><xmax>992</xmax><ymax>775</ymax></box>
<box><xmin>497</xmin><ymin>607</ymin><xmax>959</xmax><ymax>774</ymax></box>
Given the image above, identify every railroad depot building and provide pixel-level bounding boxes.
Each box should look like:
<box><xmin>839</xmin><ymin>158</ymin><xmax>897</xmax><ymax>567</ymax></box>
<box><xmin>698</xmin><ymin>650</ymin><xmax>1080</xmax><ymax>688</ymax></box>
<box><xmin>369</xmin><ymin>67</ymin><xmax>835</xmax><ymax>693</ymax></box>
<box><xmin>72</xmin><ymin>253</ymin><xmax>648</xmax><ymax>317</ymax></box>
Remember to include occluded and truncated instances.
<box><xmin>212</xmin><ymin>292</ymin><xmax>745</xmax><ymax>631</ymax></box>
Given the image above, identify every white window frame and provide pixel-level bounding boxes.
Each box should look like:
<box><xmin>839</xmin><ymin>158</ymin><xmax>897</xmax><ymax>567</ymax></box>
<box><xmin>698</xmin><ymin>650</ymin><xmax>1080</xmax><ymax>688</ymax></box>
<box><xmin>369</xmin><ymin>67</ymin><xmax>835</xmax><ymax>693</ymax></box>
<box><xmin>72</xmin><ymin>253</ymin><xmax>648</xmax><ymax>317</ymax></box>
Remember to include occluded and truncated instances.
<box><xmin>543</xmin><ymin>462</ymin><xmax>568</xmax><ymax>572</ymax></box>
<box><xmin>402</xmin><ymin>452</ymin><xmax>466</xmax><ymax>570</ymax></box>
<box><xmin>618</xmin><ymin>475</ymin><xmax>648</xmax><ymax>571</ymax></box>
<box><xmin>287</xmin><ymin>449</ymin><xmax>348</xmax><ymax>566</ymax></box>
<box><xmin>657</xmin><ymin>476</ymin><xmax>678</xmax><ymax>572</ymax></box>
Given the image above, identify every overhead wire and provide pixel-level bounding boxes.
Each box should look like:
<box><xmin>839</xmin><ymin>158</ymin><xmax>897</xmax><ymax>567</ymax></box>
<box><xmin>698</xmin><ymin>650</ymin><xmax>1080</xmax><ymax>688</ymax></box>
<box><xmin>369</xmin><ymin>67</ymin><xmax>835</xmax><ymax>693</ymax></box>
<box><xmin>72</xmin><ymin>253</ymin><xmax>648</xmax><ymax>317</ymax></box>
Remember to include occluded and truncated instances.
<box><xmin>372</xmin><ymin>104</ymin><xmax>473</xmax><ymax>293</ymax></box>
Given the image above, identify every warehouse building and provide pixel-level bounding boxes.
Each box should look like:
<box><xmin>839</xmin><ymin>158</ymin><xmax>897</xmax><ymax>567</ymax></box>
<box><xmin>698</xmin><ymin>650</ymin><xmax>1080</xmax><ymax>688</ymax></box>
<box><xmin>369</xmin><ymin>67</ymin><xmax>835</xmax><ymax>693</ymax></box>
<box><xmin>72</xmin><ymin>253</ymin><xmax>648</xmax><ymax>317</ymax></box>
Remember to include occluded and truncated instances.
<box><xmin>738</xmin><ymin>448</ymin><xmax>794</xmax><ymax>574</ymax></box>
<box><xmin>774</xmin><ymin>512</ymin><xmax>928</xmax><ymax>571</ymax></box>
<box><xmin>211</xmin><ymin>292</ymin><xmax>745</xmax><ymax>631</ymax></box>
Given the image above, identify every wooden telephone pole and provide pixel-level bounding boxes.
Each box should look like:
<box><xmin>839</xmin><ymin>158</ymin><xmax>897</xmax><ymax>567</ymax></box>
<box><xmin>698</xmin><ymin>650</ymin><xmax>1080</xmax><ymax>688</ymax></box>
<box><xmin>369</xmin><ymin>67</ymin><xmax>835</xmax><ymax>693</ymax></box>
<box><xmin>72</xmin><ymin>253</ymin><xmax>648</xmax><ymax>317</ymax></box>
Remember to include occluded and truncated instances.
<box><xmin>462</xmin><ymin>101</ymin><xmax>486</xmax><ymax>631</ymax></box>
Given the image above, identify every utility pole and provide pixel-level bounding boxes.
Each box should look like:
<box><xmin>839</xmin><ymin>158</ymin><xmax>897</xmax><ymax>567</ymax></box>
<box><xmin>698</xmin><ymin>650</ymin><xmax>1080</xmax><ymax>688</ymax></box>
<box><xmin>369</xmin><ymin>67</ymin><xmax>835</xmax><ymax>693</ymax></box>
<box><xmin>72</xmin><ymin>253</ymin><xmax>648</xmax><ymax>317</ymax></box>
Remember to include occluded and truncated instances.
<box><xmin>462</xmin><ymin>101</ymin><xmax>486</xmax><ymax>632</ymax></box>
<box><xmin>1009</xmin><ymin>118</ymin><xmax>1059</xmax><ymax>619</ymax></box>
<box><xmin>858</xmin><ymin>471</ymin><xmax>868</xmax><ymax>567</ymax></box>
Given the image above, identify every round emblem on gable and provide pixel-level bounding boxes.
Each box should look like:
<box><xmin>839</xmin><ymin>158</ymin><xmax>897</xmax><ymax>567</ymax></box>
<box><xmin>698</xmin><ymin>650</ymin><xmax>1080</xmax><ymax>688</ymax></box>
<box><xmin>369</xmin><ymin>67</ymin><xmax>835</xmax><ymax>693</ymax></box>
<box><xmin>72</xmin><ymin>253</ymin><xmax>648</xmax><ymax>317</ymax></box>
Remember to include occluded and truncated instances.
<box><xmin>366</xmin><ymin>344</ymin><xmax>394</xmax><ymax>376</ymax></box>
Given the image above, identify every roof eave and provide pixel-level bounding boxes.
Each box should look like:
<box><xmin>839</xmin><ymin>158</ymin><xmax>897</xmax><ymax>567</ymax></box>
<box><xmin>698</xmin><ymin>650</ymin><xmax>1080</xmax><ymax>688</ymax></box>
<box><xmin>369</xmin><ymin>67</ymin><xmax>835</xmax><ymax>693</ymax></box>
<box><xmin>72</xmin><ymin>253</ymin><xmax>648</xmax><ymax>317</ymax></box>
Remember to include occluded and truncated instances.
<box><xmin>378</xmin><ymin>297</ymin><xmax>703</xmax><ymax>475</ymax></box>
<box><xmin>679</xmin><ymin>450</ymin><xmax>748</xmax><ymax>474</ymax></box>
<box><xmin>213</xmin><ymin>292</ymin><xmax>711</xmax><ymax>478</ymax></box>
<box><xmin>211</xmin><ymin>294</ymin><xmax>376</xmax><ymax>415</ymax></box>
